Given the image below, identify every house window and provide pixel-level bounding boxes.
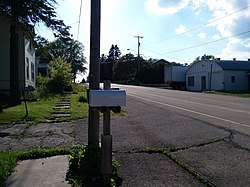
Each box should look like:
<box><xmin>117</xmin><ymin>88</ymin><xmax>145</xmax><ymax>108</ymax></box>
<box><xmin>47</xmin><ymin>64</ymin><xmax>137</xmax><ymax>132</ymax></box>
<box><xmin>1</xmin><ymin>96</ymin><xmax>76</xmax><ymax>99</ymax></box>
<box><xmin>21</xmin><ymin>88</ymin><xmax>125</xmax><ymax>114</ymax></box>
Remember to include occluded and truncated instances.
<box><xmin>31</xmin><ymin>62</ymin><xmax>35</xmax><ymax>82</ymax></box>
<box><xmin>188</xmin><ymin>76</ymin><xmax>194</xmax><ymax>86</ymax></box>
<box><xmin>231</xmin><ymin>76</ymin><xmax>235</xmax><ymax>83</ymax></box>
<box><xmin>26</xmin><ymin>58</ymin><xmax>29</xmax><ymax>80</ymax></box>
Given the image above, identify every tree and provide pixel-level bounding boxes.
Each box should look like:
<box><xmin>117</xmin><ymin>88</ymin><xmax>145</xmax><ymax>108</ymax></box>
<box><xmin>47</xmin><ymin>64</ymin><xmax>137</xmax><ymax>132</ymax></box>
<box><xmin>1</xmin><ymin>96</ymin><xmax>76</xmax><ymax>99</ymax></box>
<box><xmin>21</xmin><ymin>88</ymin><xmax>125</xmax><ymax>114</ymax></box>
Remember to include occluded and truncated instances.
<box><xmin>113</xmin><ymin>53</ymin><xmax>137</xmax><ymax>83</ymax></box>
<box><xmin>100</xmin><ymin>44</ymin><xmax>121</xmax><ymax>82</ymax></box>
<box><xmin>36</xmin><ymin>37</ymin><xmax>87</xmax><ymax>83</ymax></box>
<box><xmin>0</xmin><ymin>0</ymin><xmax>70</xmax><ymax>106</ymax></box>
<box><xmin>48</xmin><ymin>56</ymin><xmax>72</xmax><ymax>92</ymax></box>
<box><xmin>194</xmin><ymin>54</ymin><xmax>215</xmax><ymax>62</ymax></box>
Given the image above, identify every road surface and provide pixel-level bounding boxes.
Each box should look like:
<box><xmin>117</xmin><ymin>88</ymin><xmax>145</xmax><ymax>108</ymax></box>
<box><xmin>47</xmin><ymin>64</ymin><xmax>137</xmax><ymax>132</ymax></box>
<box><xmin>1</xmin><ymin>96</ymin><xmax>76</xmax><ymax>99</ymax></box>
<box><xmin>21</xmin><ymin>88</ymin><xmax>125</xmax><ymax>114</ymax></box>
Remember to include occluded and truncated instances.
<box><xmin>114</xmin><ymin>84</ymin><xmax>250</xmax><ymax>136</ymax></box>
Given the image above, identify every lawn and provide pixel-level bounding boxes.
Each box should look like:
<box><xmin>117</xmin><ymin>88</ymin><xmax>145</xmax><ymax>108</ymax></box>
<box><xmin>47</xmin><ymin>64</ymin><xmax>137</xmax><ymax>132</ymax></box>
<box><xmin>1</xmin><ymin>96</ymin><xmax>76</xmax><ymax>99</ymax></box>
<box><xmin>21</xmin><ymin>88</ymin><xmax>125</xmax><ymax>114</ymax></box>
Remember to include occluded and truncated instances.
<box><xmin>0</xmin><ymin>96</ymin><xmax>60</xmax><ymax>125</ymax></box>
<box><xmin>0</xmin><ymin>84</ymin><xmax>90</xmax><ymax>125</ymax></box>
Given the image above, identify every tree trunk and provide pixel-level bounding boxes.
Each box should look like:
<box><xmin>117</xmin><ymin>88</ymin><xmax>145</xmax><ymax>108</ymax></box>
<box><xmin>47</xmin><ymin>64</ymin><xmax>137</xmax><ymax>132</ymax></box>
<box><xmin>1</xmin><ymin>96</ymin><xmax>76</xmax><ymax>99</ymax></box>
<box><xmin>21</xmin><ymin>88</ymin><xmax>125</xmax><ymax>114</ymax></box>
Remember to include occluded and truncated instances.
<box><xmin>9</xmin><ymin>23</ymin><xmax>21</xmax><ymax>106</ymax></box>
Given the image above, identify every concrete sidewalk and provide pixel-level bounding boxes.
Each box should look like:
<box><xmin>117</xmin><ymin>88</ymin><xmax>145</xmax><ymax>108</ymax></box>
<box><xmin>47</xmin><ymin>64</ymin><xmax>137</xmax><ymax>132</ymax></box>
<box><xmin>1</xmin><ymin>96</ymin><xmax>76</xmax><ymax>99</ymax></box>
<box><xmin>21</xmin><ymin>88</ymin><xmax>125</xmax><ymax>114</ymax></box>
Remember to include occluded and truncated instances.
<box><xmin>5</xmin><ymin>156</ymin><xmax>70</xmax><ymax>187</ymax></box>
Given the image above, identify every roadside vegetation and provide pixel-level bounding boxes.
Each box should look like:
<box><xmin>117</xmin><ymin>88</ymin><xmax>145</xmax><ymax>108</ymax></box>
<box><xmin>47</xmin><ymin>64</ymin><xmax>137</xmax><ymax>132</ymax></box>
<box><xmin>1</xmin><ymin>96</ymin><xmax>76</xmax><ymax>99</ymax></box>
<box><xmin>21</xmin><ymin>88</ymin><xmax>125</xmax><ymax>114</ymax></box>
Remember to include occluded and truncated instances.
<box><xmin>208</xmin><ymin>91</ymin><xmax>250</xmax><ymax>97</ymax></box>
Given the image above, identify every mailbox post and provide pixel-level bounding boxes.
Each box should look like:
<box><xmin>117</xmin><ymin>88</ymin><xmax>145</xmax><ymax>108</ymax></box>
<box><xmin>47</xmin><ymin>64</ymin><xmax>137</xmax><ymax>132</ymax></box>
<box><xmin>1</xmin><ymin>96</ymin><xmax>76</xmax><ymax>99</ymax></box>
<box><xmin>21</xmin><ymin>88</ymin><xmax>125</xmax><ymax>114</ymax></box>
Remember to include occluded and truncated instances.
<box><xmin>101</xmin><ymin>80</ymin><xmax>112</xmax><ymax>185</ymax></box>
<box><xmin>89</xmin><ymin>85</ymin><xmax>126</xmax><ymax>186</ymax></box>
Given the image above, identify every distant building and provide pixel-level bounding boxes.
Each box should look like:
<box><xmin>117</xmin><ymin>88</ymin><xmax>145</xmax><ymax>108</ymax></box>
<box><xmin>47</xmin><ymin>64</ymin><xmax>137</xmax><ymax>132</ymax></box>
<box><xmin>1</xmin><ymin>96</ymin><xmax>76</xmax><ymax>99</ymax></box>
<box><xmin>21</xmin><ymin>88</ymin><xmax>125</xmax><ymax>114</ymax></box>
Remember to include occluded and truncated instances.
<box><xmin>36</xmin><ymin>57</ymin><xmax>50</xmax><ymax>77</ymax></box>
<box><xmin>186</xmin><ymin>59</ymin><xmax>250</xmax><ymax>92</ymax></box>
<box><xmin>155</xmin><ymin>59</ymin><xmax>188</xmax><ymax>89</ymax></box>
<box><xmin>0</xmin><ymin>15</ymin><xmax>37</xmax><ymax>96</ymax></box>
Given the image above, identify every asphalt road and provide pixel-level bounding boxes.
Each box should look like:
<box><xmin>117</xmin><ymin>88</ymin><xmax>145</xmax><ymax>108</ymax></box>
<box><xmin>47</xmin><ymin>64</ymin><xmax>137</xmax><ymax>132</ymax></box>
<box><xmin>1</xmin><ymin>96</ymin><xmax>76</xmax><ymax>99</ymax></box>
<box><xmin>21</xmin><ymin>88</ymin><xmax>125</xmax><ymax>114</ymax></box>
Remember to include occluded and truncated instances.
<box><xmin>114</xmin><ymin>84</ymin><xmax>250</xmax><ymax>136</ymax></box>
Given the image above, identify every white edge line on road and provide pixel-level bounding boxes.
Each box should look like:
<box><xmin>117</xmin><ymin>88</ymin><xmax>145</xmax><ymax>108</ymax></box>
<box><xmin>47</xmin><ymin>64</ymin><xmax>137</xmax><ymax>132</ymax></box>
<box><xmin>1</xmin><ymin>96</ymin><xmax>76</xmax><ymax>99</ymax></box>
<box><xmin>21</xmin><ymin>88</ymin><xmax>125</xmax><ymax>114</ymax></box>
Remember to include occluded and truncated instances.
<box><xmin>128</xmin><ymin>93</ymin><xmax>250</xmax><ymax>129</ymax></box>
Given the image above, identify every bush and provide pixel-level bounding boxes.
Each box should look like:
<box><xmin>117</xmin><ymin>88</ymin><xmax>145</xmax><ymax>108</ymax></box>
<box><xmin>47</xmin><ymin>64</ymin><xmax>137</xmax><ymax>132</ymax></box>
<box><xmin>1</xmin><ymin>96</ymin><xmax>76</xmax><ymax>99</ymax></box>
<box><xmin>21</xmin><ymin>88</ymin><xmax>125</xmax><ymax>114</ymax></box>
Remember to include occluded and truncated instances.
<box><xmin>47</xmin><ymin>57</ymin><xmax>73</xmax><ymax>93</ymax></box>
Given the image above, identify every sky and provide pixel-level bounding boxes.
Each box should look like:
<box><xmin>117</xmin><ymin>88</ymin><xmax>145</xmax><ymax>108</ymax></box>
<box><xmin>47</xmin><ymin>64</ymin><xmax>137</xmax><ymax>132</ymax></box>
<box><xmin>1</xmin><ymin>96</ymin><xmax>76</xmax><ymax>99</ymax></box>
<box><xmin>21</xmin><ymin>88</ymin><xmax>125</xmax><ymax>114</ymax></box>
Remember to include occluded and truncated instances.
<box><xmin>36</xmin><ymin>0</ymin><xmax>250</xmax><ymax>82</ymax></box>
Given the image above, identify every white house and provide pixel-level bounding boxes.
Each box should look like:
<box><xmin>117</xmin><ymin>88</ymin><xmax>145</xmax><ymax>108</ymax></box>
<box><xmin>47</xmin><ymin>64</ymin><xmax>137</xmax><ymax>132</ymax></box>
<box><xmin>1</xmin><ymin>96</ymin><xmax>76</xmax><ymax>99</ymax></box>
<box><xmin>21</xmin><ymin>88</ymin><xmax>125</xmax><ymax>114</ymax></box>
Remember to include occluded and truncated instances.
<box><xmin>186</xmin><ymin>59</ymin><xmax>250</xmax><ymax>92</ymax></box>
<box><xmin>0</xmin><ymin>15</ymin><xmax>36</xmax><ymax>96</ymax></box>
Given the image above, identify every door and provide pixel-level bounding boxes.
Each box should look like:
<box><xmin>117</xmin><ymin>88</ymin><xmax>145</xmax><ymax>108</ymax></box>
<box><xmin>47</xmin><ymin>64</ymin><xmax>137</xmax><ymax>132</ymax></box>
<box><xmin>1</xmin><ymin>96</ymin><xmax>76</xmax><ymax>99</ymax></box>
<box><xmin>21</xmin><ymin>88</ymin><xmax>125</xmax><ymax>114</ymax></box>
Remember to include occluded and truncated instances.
<box><xmin>201</xmin><ymin>76</ymin><xmax>206</xmax><ymax>91</ymax></box>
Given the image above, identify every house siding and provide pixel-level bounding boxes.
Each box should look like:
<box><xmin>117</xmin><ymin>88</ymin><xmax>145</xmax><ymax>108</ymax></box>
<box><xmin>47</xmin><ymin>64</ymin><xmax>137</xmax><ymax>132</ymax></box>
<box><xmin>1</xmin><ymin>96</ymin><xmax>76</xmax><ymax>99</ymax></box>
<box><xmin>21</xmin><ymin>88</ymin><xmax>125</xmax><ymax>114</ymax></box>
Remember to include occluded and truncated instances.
<box><xmin>223</xmin><ymin>70</ymin><xmax>249</xmax><ymax>92</ymax></box>
<box><xmin>0</xmin><ymin>16</ymin><xmax>10</xmax><ymax>94</ymax></box>
<box><xmin>186</xmin><ymin>60</ymin><xmax>250</xmax><ymax>92</ymax></box>
<box><xmin>0</xmin><ymin>15</ymin><xmax>36</xmax><ymax>96</ymax></box>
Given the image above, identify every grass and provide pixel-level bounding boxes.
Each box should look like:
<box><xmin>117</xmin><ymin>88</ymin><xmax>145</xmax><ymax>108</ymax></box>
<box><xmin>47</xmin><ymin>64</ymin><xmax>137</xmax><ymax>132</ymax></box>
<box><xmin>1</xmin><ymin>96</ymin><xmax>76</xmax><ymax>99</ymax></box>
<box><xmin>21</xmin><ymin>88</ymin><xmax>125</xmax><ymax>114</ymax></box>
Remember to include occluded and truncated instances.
<box><xmin>0</xmin><ymin>95</ymin><xmax>60</xmax><ymax>125</ymax></box>
<box><xmin>208</xmin><ymin>91</ymin><xmax>250</xmax><ymax>97</ymax></box>
<box><xmin>69</xmin><ymin>91</ymin><xmax>88</xmax><ymax>120</ymax></box>
<box><xmin>0</xmin><ymin>147</ymin><xmax>73</xmax><ymax>187</ymax></box>
<box><xmin>0</xmin><ymin>146</ymin><xmax>120</xmax><ymax>187</ymax></box>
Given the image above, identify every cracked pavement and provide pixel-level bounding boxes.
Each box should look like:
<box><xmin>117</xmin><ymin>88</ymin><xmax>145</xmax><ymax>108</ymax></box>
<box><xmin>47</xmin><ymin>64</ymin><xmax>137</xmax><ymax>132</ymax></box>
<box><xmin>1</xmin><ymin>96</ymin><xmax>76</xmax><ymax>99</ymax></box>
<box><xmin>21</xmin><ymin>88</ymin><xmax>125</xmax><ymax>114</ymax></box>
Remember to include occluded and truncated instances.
<box><xmin>1</xmin><ymin>93</ymin><xmax>250</xmax><ymax>186</ymax></box>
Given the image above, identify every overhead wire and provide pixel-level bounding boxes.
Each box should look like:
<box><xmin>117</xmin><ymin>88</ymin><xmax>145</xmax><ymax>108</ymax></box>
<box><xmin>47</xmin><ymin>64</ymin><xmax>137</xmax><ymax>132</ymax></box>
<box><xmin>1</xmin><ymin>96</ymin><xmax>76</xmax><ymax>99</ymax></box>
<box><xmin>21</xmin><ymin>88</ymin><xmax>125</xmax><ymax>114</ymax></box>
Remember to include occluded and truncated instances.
<box><xmin>141</xmin><ymin>46</ymin><xmax>191</xmax><ymax>63</ymax></box>
<box><xmin>77</xmin><ymin>0</ymin><xmax>83</xmax><ymax>40</ymax></box>
<box><xmin>162</xmin><ymin>30</ymin><xmax>250</xmax><ymax>54</ymax></box>
<box><xmin>143</xmin><ymin>4</ymin><xmax>250</xmax><ymax>47</ymax></box>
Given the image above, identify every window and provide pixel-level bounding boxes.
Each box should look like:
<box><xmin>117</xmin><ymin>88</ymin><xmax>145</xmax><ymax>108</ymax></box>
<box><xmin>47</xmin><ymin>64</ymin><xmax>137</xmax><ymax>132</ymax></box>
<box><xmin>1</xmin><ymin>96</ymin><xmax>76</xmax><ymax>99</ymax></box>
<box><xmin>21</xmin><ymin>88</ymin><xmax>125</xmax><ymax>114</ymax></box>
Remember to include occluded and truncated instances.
<box><xmin>188</xmin><ymin>76</ymin><xmax>194</xmax><ymax>86</ymax></box>
<box><xmin>26</xmin><ymin>58</ymin><xmax>29</xmax><ymax>80</ymax></box>
<box><xmin>31</xmin><ymin>62</ymin><xmax>35</xmax><ymax>82</ymax></box>
<box><xmin>231</xmin><ymin>76</ymin><xmax>235</xmax><ymax>83</ymax></box>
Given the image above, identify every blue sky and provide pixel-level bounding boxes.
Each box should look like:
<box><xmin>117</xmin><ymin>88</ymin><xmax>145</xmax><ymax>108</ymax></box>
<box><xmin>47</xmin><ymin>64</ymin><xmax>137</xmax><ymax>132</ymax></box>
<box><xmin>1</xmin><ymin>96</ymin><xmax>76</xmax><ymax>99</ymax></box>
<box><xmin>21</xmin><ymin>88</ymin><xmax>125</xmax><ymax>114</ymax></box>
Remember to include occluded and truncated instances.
<box><xmin>36</xmin><ymin>0</ymin><xmax>250</xmax><ymax>81</ymax></box>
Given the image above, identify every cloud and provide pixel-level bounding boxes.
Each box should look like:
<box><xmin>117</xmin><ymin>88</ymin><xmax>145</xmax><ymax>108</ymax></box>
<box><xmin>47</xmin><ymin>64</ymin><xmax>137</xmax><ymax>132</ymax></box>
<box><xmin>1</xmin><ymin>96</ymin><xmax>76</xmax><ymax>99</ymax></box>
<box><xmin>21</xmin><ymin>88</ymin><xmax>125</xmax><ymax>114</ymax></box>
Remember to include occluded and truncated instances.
<box><xmin>198</xmin><ymin>32</ymin><xmax>206</xmax><ymax>39</ymax></box>
<box><xmin>144</xmin><ymin>0</ymin><xmax>190</xmax><ymax>15</ymax></box>
<box><xmin>218</xmin><ymin>38</ymin><xmax>250</xmax><ymax>60</ymax></box>
<box><xmin>175</xmin><ymin>24</ymin><xmax>186</xmax><ymax>34</ymax></box>
<box><xmin>191</xmin><ymin>0</ymin><xmax>250</xmax><ymax>59</ymax></box>
<box><xmin>212</xmin><ymin>34</ymin><xmax>221</xmax><ymax>40</ymax></box>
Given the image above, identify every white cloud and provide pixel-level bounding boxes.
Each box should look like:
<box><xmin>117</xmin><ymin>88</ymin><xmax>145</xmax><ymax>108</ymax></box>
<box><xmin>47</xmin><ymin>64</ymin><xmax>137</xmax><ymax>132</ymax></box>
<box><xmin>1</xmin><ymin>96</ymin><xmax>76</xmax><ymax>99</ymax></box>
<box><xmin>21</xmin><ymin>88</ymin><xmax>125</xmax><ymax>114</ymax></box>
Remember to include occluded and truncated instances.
<box><xmin>218</xmin><ymin>38</ymin><xmax>250</xmax><ymax>60</ymax></box>
<box><xmin>212</xmin><ymin>34</ymin><xmax>221</xmax><ymax>40</ymax></box>
<box><xmin>144</xmin><ymin>0</ymin><xmax>190</xmax><ymax>15</ymax></box>
<box><xmin>198</xmin><ymin>32</ymin><xmax>206</xmax><ymax>39</ymax></box>
<box><xmin>191</xmin><ymin>0</ymin><xmax>250</xmax><ymax>60</ymax></box>
<box><xmin>175</xmin><ymin>24</ymin><xmax>186</xmax><ymax>34</ymax></box>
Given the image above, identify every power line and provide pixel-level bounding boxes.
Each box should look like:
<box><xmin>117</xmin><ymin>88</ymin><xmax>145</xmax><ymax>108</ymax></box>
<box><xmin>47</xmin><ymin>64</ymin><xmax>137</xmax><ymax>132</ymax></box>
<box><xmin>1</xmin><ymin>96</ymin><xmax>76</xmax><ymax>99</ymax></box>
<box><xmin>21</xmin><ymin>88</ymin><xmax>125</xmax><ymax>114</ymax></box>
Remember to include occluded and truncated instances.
<box><xmin>162</xmin><ymin>30</ymin><xmax>250</xmax><ymax>55</ymax></box>
<box><xmin>144</xmin><ymin>4</ymin><xmax>250</xmax><ymax>46</ymax></box>
<box><xmin>141</xmin><ymin>46</ymin><xmax>191</xmax><ymax>63</ymax></box>
<box><xmin>77</xmin><ymin>0</ymin><xmax>83</xmax><ymax>40</ymax></box>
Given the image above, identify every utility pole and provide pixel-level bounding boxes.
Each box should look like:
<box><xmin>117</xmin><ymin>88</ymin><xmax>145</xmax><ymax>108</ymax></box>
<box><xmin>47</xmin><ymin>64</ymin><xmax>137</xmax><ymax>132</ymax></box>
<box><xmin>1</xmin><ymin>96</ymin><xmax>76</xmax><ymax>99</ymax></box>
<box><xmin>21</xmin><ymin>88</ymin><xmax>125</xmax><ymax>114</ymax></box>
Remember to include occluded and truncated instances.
<box><xmin>88</xmin><ymin>0</ymin><xmax>101</xmax><ymax>145</ymax></box>
<box><xmin>134</xmin><ymin>36</ymin><xmax>143</xmax><ymax>85</ymax></box>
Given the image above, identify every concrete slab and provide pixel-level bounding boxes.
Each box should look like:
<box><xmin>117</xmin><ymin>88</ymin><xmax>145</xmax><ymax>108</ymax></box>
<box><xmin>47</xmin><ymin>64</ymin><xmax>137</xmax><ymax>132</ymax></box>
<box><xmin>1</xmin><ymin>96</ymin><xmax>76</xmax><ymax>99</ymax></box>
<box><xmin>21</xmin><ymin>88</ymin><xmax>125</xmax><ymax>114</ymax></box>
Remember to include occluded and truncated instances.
<box><xmin>114</xmin><ymin>152</ymin><xmax>204</xmax><ymax>187</ymax></box>
<box><xmin>173</xmin><ymin>140</ymin><xmax>250</xmax><ymax>187</ymax></box>
<box><xmin>52</xmin><ymin>114</ymin><xmax>71</xmax><ymax>118</ymax></box>
<box><xmin>6</xmin><ymin>156</ymin><xmax>70</xmax><ymax>187</ymax></box>
<box><xmin>53</xmin><ymin>106</ymin><xmax>70</xmax><ymax>110</ymax></box>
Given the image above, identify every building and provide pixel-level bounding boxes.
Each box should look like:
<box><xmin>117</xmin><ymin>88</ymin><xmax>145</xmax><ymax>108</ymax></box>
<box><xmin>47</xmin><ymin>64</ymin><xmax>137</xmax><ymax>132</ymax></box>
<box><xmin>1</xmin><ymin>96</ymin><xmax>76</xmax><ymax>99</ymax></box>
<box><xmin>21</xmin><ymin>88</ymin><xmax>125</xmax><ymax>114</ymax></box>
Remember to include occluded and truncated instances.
<box><xmin>186</xmin><ymin>59</ymin><xmax>250</xmax><ymax>92</ymax></box>
<box><xmin>36</xmin><ymin>57</ymin><xmax>50</xmax><ymax>77</ymax></box>
<box><xmin>155</xmin><ymin>59</ymin><xmax>188</xmax><ymax>89</ymax></box>
<box><xmin>0</xmin><ymin>15</ymin><xmax>36</xmax><ymax>97</ymax></box>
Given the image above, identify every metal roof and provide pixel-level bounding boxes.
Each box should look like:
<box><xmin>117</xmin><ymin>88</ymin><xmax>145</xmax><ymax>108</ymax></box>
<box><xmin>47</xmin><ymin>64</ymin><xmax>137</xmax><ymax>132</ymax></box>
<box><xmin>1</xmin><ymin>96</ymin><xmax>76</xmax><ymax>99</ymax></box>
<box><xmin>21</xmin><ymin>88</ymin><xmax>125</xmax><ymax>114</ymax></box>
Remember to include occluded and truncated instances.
<box><xmin>214</xmin><ymin>60</ymin><xmax>250</xmax><ymax>70</ymax></box>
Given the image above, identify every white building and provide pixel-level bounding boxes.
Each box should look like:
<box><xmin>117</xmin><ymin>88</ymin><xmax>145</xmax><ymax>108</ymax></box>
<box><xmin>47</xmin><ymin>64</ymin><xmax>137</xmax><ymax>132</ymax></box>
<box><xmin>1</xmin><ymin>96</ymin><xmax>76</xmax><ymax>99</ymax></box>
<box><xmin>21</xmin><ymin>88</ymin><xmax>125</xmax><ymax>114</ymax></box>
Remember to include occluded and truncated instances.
<box><xmin>186</xmin><ymin>59</ymin><xmax>250</xmax><ymax>92</ymax></box>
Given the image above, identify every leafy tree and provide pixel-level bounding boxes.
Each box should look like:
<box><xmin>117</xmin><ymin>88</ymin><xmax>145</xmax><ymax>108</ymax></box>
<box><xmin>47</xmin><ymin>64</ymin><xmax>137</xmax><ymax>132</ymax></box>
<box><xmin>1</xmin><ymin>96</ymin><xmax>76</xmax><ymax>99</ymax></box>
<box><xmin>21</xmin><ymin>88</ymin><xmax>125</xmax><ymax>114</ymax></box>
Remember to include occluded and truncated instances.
<box><xmin>0</xmin><ymin>0</ymin><xmax>70</xmax><ymax>106</ymax></box>
<box><xmin>36</xmin><ymin>37</ymin><xmax>87</xmax><ymax>83</ymax></box>
<box><xmin>113</xmin><ymin>53</ymin><xmax>137</xmax><ymax>83</ymax></box>
<box><xmin>194</xmin><ymin>54</ymin><xmax>215</xmax><ymax>62</ymax></box>
<box><xmin>47</xmin><ymin>56</ymin><xmax>72</xmax><ymax>93</ymax></box>
<box><xmin>100</xmin><ymin>44</ymin><xmax>121</xmax><ymax>82</ymax></box>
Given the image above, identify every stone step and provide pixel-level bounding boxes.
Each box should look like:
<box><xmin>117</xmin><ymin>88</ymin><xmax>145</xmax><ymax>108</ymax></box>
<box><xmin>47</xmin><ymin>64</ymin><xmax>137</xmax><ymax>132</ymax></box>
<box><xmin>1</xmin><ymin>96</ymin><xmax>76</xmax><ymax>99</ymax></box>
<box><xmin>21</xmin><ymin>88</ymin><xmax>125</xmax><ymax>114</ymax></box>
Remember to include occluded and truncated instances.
<box><xmin>53</xmin><ymin>106</ymin><xmax>70</xmax><ymax>110</ymax></box>
<box><xmin>51</xmin><ymin>113</ymin><xmax>71</xmax><ymax>118</ymax></box>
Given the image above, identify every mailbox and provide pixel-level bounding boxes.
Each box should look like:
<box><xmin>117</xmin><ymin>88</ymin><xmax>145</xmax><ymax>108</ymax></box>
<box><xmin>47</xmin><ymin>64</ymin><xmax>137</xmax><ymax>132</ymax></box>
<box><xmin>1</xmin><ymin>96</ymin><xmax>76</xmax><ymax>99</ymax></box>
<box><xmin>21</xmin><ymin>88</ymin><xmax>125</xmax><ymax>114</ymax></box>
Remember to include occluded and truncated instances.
<box><xmin>89</xmin><ymin>90</ymin><xmax>126</xmax><ymax>107</ymax></box>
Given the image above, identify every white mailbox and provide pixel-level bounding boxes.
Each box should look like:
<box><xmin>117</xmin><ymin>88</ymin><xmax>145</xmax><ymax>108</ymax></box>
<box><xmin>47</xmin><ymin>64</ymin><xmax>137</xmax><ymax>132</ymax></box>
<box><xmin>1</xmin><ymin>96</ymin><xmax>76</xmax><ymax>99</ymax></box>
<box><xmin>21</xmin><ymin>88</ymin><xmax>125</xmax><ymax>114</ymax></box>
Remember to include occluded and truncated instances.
<box><xmin>89</xmin><ymin>90</ymin><xmax>126</xmax><ymax>107</ymax></box>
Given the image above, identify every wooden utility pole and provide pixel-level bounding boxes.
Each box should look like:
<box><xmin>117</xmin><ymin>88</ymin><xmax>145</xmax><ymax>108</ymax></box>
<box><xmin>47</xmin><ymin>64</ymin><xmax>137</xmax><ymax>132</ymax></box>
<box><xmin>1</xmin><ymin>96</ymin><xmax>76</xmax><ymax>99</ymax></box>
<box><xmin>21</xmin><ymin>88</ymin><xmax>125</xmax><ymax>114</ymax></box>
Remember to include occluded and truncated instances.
<box><xmin>134</xmin><ymin>36</ymin><xmax>143</xmax><ymax>85</ymax></box>
<box><xmin>88</xmin><ymin>0</ymin><xmax>101</xmax><ymax>145</ymax></box>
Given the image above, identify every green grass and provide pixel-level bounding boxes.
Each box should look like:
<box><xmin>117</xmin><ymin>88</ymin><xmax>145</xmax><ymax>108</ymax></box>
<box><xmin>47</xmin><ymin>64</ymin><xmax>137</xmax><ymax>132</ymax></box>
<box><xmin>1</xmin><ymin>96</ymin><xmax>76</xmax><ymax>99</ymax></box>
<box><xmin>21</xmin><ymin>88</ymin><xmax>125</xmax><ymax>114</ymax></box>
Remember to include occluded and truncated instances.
<box><xmin>0</xmin><ymin>146</ymin><xmax>120</xmax><ymax>187</ymax></box>
<box><xmin>69</xmin><ymin>91</ymin><xmax>88</xmax><ymax>120</ymax></box>
<box><xmin>0</xmin><ymin>147</ymin><xmax>73</xmax><ymax>187</ymax></box>
<box><xmin>0</xmin><ymin>96</ymin><xmax>60</xmax><ymax>125</ymax></box>
<box><xmin>209</xmin><ymin>91</ymin><xmax>250</xmax><ymax>97</ymax></box>
<box><xmin>0</xmin><ymin>151</ymin><xmax>18</xmax><ymax>187</ymax></box>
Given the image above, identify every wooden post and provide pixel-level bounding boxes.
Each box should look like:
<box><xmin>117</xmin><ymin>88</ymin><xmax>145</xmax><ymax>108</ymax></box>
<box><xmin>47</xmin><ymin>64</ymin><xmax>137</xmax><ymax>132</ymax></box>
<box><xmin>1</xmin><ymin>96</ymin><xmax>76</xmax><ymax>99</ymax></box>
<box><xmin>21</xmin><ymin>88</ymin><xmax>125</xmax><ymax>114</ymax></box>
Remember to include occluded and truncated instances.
<box><xmin>101</xmin><ymin>80</ymin><xmax>112</xmax><ymax>186</ymax></box>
